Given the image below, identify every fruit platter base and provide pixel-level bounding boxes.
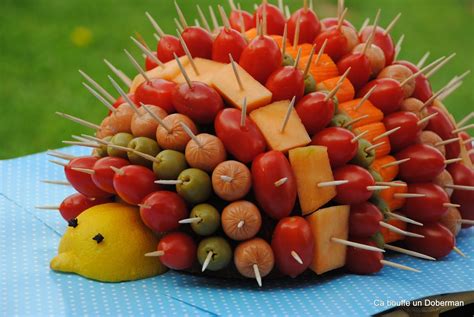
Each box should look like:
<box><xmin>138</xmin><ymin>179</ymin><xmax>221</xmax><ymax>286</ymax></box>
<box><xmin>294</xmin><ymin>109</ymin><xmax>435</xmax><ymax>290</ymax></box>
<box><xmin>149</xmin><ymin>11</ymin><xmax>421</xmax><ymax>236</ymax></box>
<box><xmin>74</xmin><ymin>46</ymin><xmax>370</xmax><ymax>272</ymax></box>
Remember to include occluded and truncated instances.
<box><xmin>2</xmin><ymin>146</ymin><xmax>473</xmax><ymax>316</ymax></box>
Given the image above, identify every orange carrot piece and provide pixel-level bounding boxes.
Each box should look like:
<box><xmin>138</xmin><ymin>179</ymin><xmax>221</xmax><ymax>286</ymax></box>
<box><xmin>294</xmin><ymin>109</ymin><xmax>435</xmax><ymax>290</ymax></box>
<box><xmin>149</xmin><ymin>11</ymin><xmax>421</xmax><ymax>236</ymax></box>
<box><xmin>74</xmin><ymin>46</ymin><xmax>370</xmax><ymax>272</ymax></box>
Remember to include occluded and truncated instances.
<box><xmin>317</xmin><ymin>76</ymin><xmax>355</xmax><ymax>103</ymax></box>
<box><xmin>371</xmin><ymin>155</ymin><xmax>398</xmax><ymax>182</ymax></box>
<box><xmin>381</xmin><ymin>218</ymin><xmax>407</xmax><ymax>243</ymax></box>
<box><xmin>299</xmin><ymin>54</ymin><xmax>339</xmax><ymax>83</ymax></box>
<box><xmin>353</xmin><ymin>123</ymin><xmax>391</xmax><ymax>158</ymax></box>
<box><xmin>271</xmin><ymin>35</ymin><xmax>284</xmax><ymax>48</ymax></box>
<box><xmin>338</xmin><ymin>99</ymin><xmax>384</xmax><ymax>128</ymax></box>
<box><xmin>286</xmin><ymin>43</ymin><xmax>313</xmax><ymax>59</ymax></box>
<box><xmin>379</xmin><ymin>183</ymin><xmax>407</xmax><ymax>211</ymax></box>
<box><xmin>245</xmin><ymin>28</ymin><xmax>257</xmax><ymax>41</ymax></box>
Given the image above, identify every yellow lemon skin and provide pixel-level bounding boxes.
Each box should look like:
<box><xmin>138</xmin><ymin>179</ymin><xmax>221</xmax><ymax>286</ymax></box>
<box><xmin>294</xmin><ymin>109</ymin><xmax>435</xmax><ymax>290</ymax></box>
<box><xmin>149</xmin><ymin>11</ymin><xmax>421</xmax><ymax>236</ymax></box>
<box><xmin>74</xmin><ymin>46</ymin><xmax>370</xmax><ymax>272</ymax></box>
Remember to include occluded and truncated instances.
<box><xmin>50</xmin><ymin>203</ymin><xmax>167</xmax><ymax>282</ymax></box>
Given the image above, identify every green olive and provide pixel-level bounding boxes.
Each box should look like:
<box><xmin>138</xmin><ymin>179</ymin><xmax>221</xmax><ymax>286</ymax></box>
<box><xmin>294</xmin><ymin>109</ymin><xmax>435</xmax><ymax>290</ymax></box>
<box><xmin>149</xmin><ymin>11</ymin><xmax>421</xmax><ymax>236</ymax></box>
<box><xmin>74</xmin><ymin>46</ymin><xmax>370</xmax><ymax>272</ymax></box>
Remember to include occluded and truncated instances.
<box><xmin>369</xmin><ymin>169</ymin><xmax>384</xmax><ymax>183</ymax></box>
<box><xmin>197</xmin><ymin>236</ymin><xmax>232</xmax><ymax>271</ymax></box>
<box><xmin>370</xmin><ymin>194</ymin><xmax>390</xmax><ymax>218</ymax></box>
<box><xmin>153</xmin><ymin>150</ymin><xmax>188</xmax><ymax>180</ymax></box>
<box><xmin>94</xmin><ymin>136</ymin><xmax>112</xmax><ymax>157</ymax></box>
<box><xmin>190</xmin><ymin>204</ymin><xmax>220</xmax><ymax>236</ymax></box>
<box><xmin>282</xmin><ymin>54</ymin><xmax>295</xmax><ymax>67</ymax></box>
<box><xmin>127</xmin><ymin>137</ymin><xmax>160</xmax><ymax>167</ymax></box>
<box><xmin>370</xmin><ymin>231</ymin><xmax>385</xmax><ymax>249</ymax></box>
<box><xmin>330</xmin><ymin>114</ymin><xmax>352</xmax><ymax>128</ymax></box>
<box><xmin>108</xmin><ymin>133</ymin><xmax>133</xmax><ymax>158</ymax></box>
<box><xmin>304</xmin><ymin>74</ymin><xmax>316</xmax><ymax>95</ymax></box>
<box><xmin>351</xmin><ymin>138</ymin><xmax>376</xmax><ymax>168</ymax></box>
<box><xmin>177</xmin><ymin>168</ymin><xmax>212</xmax><ymax>204</ymax></box>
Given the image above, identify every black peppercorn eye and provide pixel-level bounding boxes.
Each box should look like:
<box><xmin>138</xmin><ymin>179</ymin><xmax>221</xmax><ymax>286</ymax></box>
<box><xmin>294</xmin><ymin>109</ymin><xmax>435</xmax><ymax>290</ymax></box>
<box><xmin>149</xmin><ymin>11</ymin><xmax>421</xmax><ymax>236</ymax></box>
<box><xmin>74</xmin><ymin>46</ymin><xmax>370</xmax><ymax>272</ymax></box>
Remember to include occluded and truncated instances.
<box><xmin>67</xmin><ymin>218</ymin><xmax>78</xmax><ymax>228</ymax></box>
<box><xmin>92</xmin><ymin>233</ymin><xmax>104</xmax><ymax>243</ymax></box>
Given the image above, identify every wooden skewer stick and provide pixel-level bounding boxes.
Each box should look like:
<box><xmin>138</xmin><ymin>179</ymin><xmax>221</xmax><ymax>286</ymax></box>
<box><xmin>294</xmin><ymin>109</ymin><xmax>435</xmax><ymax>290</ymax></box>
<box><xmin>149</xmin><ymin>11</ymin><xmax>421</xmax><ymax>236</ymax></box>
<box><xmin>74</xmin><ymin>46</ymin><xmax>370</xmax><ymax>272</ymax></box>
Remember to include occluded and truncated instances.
<box><xmin>63</xmin><ymin>141</ymin><xmax>100</xmax><ymax>148</ymax></box>
<box><xmin>417</xmin><ymin>112</ymin><xmax>439</xmax><ymax>126</ymax></box>
<box><xmin>174</xmin><ymin>18</ymin><xmax>184</xmax><ymax>34</ymax></box>
<box><xmin>108</xmin><ymin>75</ymin><xmax>139</xmax><ymax>115</ymax></box>
<box><xmin>220</xmin><ymin>175</ymin><xmax>233</xmax><ymax>183</ymax></box>
<box><xmin>459</xmin><ymin>219</ymin><xmax>474</xmax><ymax>225</ymax></box>
<box><xmin>318</xmin><ymin>180</ymin><xmax>349</xmax><ymax>188</ymax></box>
<box><xmin>363</xmin><ymin>9</ymin><xmax>381</xmax><ymax>51</ymax></box>
<box><xmin>237</xmin><ymin>3</ymin><xmax>247</xmax><ymax>38</ymax></box>
<box><xmin>358</xmin><ymin>17</ymin><xmax>370</xmax><ymax>37</ymax></box>
<box><xmin>124</xmin><ymin>48</ymin><xmax>151</xmax><ymax>82</ymax></box>
<box><xmin>416</xmin><ymin>51</ymin><xmax>431</xmax><ymax>69</ymax></box>
<box><xmin>140</xmin><ymin>103</ymin><xmax>171</xmax><ymax>132</ymax></box>
<box><xmin>387</xmin><ymin>212</ymin><xmax>423</xmax><ymax>226</ymax></box>
<box><xmin>155</xmin><ymin>179</ymin><xmax>183</xmax><ymax>185</ymax></box>
<box><xmin>130</xmin><ymin>36</ymin><xmax>165</xmax><ymax>68</ymax></box>
<box><xmin>80</xmin><ymin>134</ymin><xmax>109</xmax><ymax>145</ymax></box>
<box><xmin>385</xmin><ymin>244</ymin><xmax>435</xmax><ymax>261</ymax></box>
<box><xmin>209</xmin><ymin>6</ymin><xmax>220</xmax><ymax>32</ymax></box>
<box><xmin>376</xmin><ymin>181</ymin><xmax>407</xmax><ymax>188</ymax></box>
<box><xmin>367</xmin><ymin>185</ymin><xmax>390</xmax><ymax>191</ymax></box>
<box><xmin>180</xmin><ymin>122</ymin><xmax>202</xmax><ymax>147</ymax></box>
<box><xmin>422</xmin><ymin>71</ymin><xmax>471</xmax><ymax>109</ymax></box>
<box><xmin>145</xmin><ymin>250</ymin><xmax>165</xmax><ymax>257</ymax></box>
<box><xmin>237</xmin><ymin>220</ymin><xmax>245</xmax><ymax>228</ymax></box>
<box><xmin>314</xmin><ymin>39</ymin><xmax>328</xmax><ymax>66</ymax></box>
<box><xmin>82</xmin><ymin>82</ymin><xmax>116</xmax><ymax>113</ymax></box>
<box><xmin>71</xmin><ymin>135</ymin><xmax>93</xmax><ymax>143</ymax></box>
<box><xmin>36</xmin><ymin>205</ymin><xmax>60</xmax><ymax>210</ymax></box>
<box><xmin>400</xmin><ymin>56</ymin><xmax>446</xmax><ymax>87</ymax></box>
<box><xmin>229</xmin><ymin>54</ymin><xmax>243</xmax><ymax>90</ymax></box>
<box><xmin>439</xmin><ymin>80</ymin><xmax>463</xmax><ymax>101</ymax></box>
<box><xmin>381</xmin><ymin>158</ymin><xmax>410</xmax><ymax>169</ymax></box>
<box><xmin>228</xmin><ymin>0</ymin><xmax>236</xmax><ymax>11</ymax></box>
<box><xmin>71</xmin><ymin>167</ymin><xmax>95</xmax><ymax>175</ymax></box>
<box><xmin>463</xmin><ymin>137</ymin><xmax>473</xmax><ymax>145</ymax></box>
<box><xmin>354</xmin><ymin>85</ymin><xmax>377</xmax><ymax>110</ymax></box>
<box><xmin>291</xmin><ymin>251</ymin><xmax>304</xmax><ymax>265</ymax></box>
<box><xmin>281</xmin><ymin>23</ymin><xmax>288</xmax><ymax>56</ymax></box>
<box><xmin>336</xmin><ymin>8</ymin><xmax>348</xmax><ymax>31</ymax></box>
<box><xmin>174</xmin><ymin>1</ymin><xmax>188</xmax><ymax>28</ymax></box>
<box><xmin>394</xmin><ymin>193</ymin><xmax>426</xmax><ymax>198</ymax></box>
<box><xmin>145</xmin><ymin>12</ymin><xmax>165</xmax><ymax>38</ymax></box>
<box><xmin>380</xmin><ymin>221</ymin><xmax>425</xmax><ymax>238</ymax></box>
<box><xmin>337</xmin><ymin>0</ymin><xmax>344</xmax><ymax>19</ymax></box>
<box><xmin>444</xmin><ymin>158</ymin><xmax>463</xmax><ymax>165</ymax></box>
<box><xmin>294</xmin><ymin>47</ymin><xmax>302</xmax><ymax>68</ymax></box>
<box><xmin>56</xmin><ymin>112</ymin><xmax>101</xmax><ymax>130</ymax></box>
<box><xmin>365</xmin><ymin>142</ymin><xmax>386</xmax><ymax>153</ymax></box>
<box><xmin>173</xmin><ymin>53</ymin><xmax>193</xmax><ymax>89</ymax></box>
<box><xmin>309</xmin><ymin>0</ymin><xmax>314</xmax><ymax>12</ymax></box>
<box><xmin>435</xmin><ymin>137</ymin><xmax>461</xmax><ymax>147</ymax></box>
<box><xmin>351</xmin><ymin>130</ymin><xmax>369</xmax><ymax>144</ymax></box>
<box><xmin>274</xmin><ymin>177</ymin><xmax>288</xmax><ymax>187</ymax></box>
<box><xmin>41</xmin><ymin>180</ymin><xmax>71</xmax><ymax>186</ymax></box>
<box><xmin>78</xmin><ymin>70</ymin><xmax>115</xmax><ymax>103</ymax></box>
<box><xmin>284</xmin><ymin>5</ymin><xmax>291</xmax><ymax>20</ymax></box>
<box><xmin>373</xmin><ymin>126</ymin><xmax>400</xmax><ymax>141</ymax></box>
<box><xmin>343</xmin><ymin>114</ymin><xmax>369</xmax><ymax>128</ymax></box>
<box><xmin>393</xmin><ymin>34</ymin><xmax>405</xmax><ymax>61</ymax></box>
<box><xmin>444</xmin><ymin>203</ymin><xmax>460</xmax><ymax>208</ymax></box>
<box><xmin>331</xmin><ymin>237</ymin><xmax>385</xmax><ymax>252</ymax></box>
<box><xmin>303</xmin><ymin>0</ymin><xmax>308</xmax><ymax>11</ymax></box>
<box><xmin>293</xmin><ymin>16</ymin><xmax>301</xmax><ymax>49</ymax></box>
<box><xmin>453</xmin><ymin>246</ymin><xmax>466</xmax><ymax>257</ymax></box>
<box><xmin>262</xmin><ymin>2</ymin><xmax>268</xmax><ymax>35</ymax></box>
<box><xmin>380</xmin><ymin>260</ymin><xmax>421</xmax><ymax>273</ymax></box>
<box><xmin>324</xmin><ymin>67</ymin><xmax>351</xmax><ymax>102</ymax></box>
<box><xmin>202</xmin><ymin>251</ymin><xmax>213</xmax><ymax>272</ymax></box>
<box><xmin>280</xmin><ymin>96</ymin><xmax>296</xmax><ymax>133</ymax></box>
<box><xmin>218</xmin><ymin>5</ymin><xmax>231</xmax><ymax>30</ymax></box>
<box><xmin>196</xmin><ymin>5</ymin><xmax>211</xmax><ymax>32</ymax></box>
<box><xmin>130</xmin><ymin>148</ymin><xmax>160</xmax><ymax>164</ymax></box>
<box><xmin>240</xmin><ymin>97</ymin><xmax>248</xmax><ymax>128</ymax></box>
<box><xmin>47</xmin><ymin>150</ymin><xmax>75</xmax><ymax>161</ymax></box>
<box><xmin>445</xmin><ymin>184</ymin><xmax>474</xmax><ymax>191</ymax></box>
<box><xmin>253</xmin><ymin>264</ymin><xmax>262</xmax><ymax>287</ymax></box>
<box><xmin>194</xmin><ymin>18</ymin><xmax>201</xmax><ymax>28</ymax></box>
<box><xmin>452</xmin><ymin>123</ymin><xmax>474</xmax><ymax>134</ymax></box>
<box><xmin>383</xmin><ymin>13</ymin><xmax>402</xmax><ymax>36</ymax></box>
<box><xmin>277</xmin><ymin>0</ymin><xmax>284</xmax><ymax>12</ymax></box>
<box><xmin>457</xmin><ymin>112</ymin><xmax>474</xmax><ymax>127</ymax></box>
<box><xmin>177</xmin><ymin>32</ymin><xmax>199</xmax><ymax>76</ymax></box>
<box><xmin>49</xmin><ymin>160</ymin><xmax>68</xmax><ymax>167</ymax></box>
<box><xmin>179</xmin><ymin>217</ymin><xmax>201</xmax><ymax>224</ymax></box>
<box><xmin>104</xmin><ymin>59</ymin><xmax>132</xmax><ymax>87</ymax></box>
<box><xmin>425</xmin><ymin>52</ymin><xmax>456</xmax><ymax>78</ymax></box>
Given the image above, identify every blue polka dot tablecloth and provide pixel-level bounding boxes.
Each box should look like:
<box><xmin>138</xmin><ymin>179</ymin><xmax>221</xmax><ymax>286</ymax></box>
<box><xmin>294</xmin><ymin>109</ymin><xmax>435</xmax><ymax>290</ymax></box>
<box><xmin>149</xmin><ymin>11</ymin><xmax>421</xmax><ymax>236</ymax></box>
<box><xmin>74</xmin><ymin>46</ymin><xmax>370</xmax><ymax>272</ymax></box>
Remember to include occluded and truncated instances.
<box><xmin>1</xmin><ymin>147</ymin><xmax>473</xmax><ymax>317</ymax></box>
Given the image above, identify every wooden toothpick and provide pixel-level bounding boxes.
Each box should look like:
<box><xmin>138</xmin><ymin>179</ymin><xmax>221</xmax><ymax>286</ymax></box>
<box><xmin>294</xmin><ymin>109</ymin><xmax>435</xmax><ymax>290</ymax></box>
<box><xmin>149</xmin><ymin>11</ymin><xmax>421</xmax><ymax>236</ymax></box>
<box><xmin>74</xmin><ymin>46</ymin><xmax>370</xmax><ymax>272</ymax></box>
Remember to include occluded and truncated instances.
<box><xmin>280</xmin><ymin>96</ymin><xmax>296</xmax><ymax>133</ymax></box>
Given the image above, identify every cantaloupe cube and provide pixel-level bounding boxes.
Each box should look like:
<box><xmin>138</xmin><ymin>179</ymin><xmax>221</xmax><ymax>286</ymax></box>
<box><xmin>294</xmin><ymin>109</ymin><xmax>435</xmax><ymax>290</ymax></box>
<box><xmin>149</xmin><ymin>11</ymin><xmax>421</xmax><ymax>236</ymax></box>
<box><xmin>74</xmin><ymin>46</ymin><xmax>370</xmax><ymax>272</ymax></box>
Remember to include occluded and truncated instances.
<box><xmin>172</xmin><ymin>58</ymin><xmax>225</xmax><ymax>86</ymax></box>
<box><xmin>211</xmin><ymin>63</ymin><xmax>272</xmax><ymax>112</ymax></box>
<box><xmin>306</xmin><ymin>205</ymin><xmax>350</xmax><ymax>275</ymax></box>
<box><xmin>289</xmin><ymin>146</ymin><xmax>336</xmax><ymax>214</ymax></box>
<box><xmin>250</xmin><ymin>100</ymin><xmax>311</xmax><ymax>152</ymax></box>
<box><xmin>129</xmin><ymin>56</ymin><xmax>189</xmax><ymax>93</ymax></box>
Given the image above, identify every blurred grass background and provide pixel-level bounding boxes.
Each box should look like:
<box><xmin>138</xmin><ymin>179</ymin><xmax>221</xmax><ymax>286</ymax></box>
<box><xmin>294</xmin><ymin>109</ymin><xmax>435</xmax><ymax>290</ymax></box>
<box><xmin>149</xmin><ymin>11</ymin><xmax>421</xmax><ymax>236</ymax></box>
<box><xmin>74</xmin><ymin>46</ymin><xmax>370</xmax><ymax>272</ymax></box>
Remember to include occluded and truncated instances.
<box><xmin>0</xmin><ymin>0</ymin><xmax>472</xmax><ymax>159</ymax></box>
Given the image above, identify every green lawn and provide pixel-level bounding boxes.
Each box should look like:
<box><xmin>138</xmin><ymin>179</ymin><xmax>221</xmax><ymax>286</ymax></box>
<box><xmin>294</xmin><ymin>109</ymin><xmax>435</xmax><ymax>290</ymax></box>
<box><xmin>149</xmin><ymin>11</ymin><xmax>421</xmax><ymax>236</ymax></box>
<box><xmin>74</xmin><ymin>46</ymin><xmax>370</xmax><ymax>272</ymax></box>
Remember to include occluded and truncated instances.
<box><xmin>1</xmin><ymin>0</ymin><xmax>472</xmax><ymax>159</ymax></box>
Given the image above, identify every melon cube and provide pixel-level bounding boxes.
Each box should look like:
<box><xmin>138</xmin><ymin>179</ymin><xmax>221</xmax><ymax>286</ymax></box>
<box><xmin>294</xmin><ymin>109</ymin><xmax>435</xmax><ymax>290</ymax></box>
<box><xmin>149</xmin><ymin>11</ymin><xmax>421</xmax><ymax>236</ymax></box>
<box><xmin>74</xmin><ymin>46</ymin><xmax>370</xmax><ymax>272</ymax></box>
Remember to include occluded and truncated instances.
<box><xmin>172</xmin><ymin>58</ymin><xmax>225</xmax><ymax>86</ymax></box>
<box><xmin>306</xmin><ymin>205</ymin><xmax>350</xmax><ymax>275</ymax></box>
<box><xmin>211</xmin><ymin>63</ymin><xmax>272</xmax><ymax>112</ymax></box>
<box><xmin>250</xmin><ymin>100</ymin><xmax>311</xmax><ymax>152</ymax></box>
<box><xmin>289</xmin><ymin>146</ymin><xmax>336</xmax><ymax>214</ymax></box>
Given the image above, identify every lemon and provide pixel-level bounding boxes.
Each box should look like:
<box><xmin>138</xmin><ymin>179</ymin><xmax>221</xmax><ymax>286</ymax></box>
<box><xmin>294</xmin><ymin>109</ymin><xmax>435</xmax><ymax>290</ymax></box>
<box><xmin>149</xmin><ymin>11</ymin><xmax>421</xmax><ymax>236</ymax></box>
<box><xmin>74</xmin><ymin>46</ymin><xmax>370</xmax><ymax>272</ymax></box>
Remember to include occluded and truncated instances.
<box><xmin>50</xmin><ymin>203</ymin><xmax>167</xmax><ymax>282</ymax></box>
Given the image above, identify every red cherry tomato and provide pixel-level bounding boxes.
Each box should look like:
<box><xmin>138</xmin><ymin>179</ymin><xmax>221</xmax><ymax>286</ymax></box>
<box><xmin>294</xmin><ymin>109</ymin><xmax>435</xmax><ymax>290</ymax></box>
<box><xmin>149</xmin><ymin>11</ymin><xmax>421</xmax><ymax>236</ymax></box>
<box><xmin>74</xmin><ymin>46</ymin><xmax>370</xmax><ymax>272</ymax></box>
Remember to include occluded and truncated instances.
<box><xmin>403</xmin><ymin>183</ymin><xmax>449</xmax><ymax>223</ymax></box>
<box><xmin>181</xmin><ymin>27</ymin><xmax>213</xmax><ymax>59</ymax></box>
<box><xmin>265</xmin><ymin>66</ymin><xmax>305</xmax><ymax>102</ymax></box>
<box><xmin>425</xmin><ymin>107</ymin><xmax>460</xmax><ymax>159</ymax></box>
<box><xmin>111</xmin><ymin>93</ymin><xmax>138</xmax><ymax>113</ymax></box>
<box><xmin>295</xmin><ymin>92</ymin><xmax>335</xmax><ymax>135</ymax></box>
<box><xmin>135</xmin><ymin>78</ymin><xmax>177</xmax><ymax>113</ymax></box>
<box><xmin>396</xmin><ymin>60</ymin><xmax>433</xmax><ymax>102</ymax></box>
<box><xmin>383</xmin><ymin>111</ymin><xmax>420</xmax><ymax>152</ymax></box>
<box><xmin>251</xmin><ymin>151</ymin><xmax>297</xmax><ymax>220</ymax></box>
<box><xmin>321</xmin><ymin>17</ymin><xmax>355</xmax><ymax>30</ymax></box>
<box><xmin>212</xmin><ymin>28</ymin><xmax>247</xmax><ymax>63</ymax></box>
<box><xmin>271</xmin><ymin>216</ymin><xmax>314</xmax><ymax>278</ymax></box>
<box><xmin>59</xmin><ymin>193</ymin><xmax>111</xmax><ymax>221</ymax></box>
<box><xmin>345</xmin><ymin>237</ymin><xmax>383</xmax><ymax>274</ymax></box>
<box><xmin>404</xmin><ymin>223</ymin><xmax>455</xmax><ymax>259</ymax></box>
<box><xmin>239</xmin><ymin>35</ymin><xmax>282</xmax><ymax>84</ymax></box>
<box><xmin>358</xmin><ymin>78</ymin><xmax>404</xmax><ymax>115</ymax></box>
<box><xmin>214</xmin><ymin>108</ymin><xmax>266</xmax><ymax>164</ymax></box>
<box><xmin>172</xmin><ymin>82</ymin><xmax>224</xmax><ymax>124</ymax></box>
<box><xmin>337</xmin><ymin>53</ymin><xmax>371</xmax><ymax>90</ymax></box>
<box><xmin>91</xmin><ymin>157</ymin><xmax>130</xmax><ymax>194</ymax></box>
<box><xmin>112</xmin><ymin>165</ymin><xmax>160</xmax><ymax>205</ymax></box>
<box><xmin>447</xmin><ymin>163</ymin><xmax>474</xmax><ymax>227</ymax></box>
<box><xmin>253</xmin><ymin>3</ymin><xmax>285</xmax><ymax>35</ymax></box>
<box><xmin>333</xmin><ymin>164</ymin><xmax>375</xmax><ymax>205</ymax></box>
<box><xmin>157</xmin><ymin>35</ymin><xmax>185</xmax><ymax>63</ymax></box>
<box><xmin>65</xmin><ymin>157</ymin><xmax>111</xmax><ymax>198</ymax></box>
<box><xmin>288</xmin><ymin>8</ymin><xmax>321</xmax><ymax>44</ymax></box>
<box><xmin>359</xmin><ymin>26</ymin><xmax>395</xmax><ymax>66</ymax></box>
<box><xmin>314</xmin><ymin>26</ymin><xmax>348</xmax><ymax>61</ymax></box>
<box><xmin>349</xmin><ymin>202</ymin><xmax>383</xmax><ymax>237</ymax></box>
<box><xmin>311</xmin><ymin>127</ymin><xmax>357</xmax><ymax>168</ymax></box>
<box><xmin>395</xmin><ymin>144</ymin><xmax>446</xmax><ymax>182</ymax></box>
<box><xmin>157</xmin><ymin>232</ymin><xmax>197</xmax><ymax>270</ymax></box>
<box><xmin>140</xmin><ymin>191</ymin><xmax>188</xmax><ymax>233</ymax></box>
<box><xmin>145</xmin><ymin>51</ymin><xmax>159</xmax><ymax>71</ymax></box>
<box><xmin>460</xmin><ymin>132</ymin><xmax>473</xmax><ymax>151</ymax></box>
<box><xmin>229</xmin><ymin>8</ymin><xmax>254</xmax><ymax>32</ymax></box>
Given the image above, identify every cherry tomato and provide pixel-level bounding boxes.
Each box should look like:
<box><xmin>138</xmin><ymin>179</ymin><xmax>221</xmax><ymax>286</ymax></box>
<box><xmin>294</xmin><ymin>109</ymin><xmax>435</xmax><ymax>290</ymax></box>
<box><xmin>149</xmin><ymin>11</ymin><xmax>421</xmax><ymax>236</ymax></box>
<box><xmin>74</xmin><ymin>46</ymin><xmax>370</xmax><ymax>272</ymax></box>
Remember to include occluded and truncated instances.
<box><xmin>111</xmin><ymin>93</ymin><xmax>138</xmax><ymax>113</ymax></box>
<box><xmin>265</xmin><ymin>66</ymin><xmax>305</xmax><ymax>102</ymax></box>
<box><xmin>239</xmin><ymin>35</ymin><xmax>282</xmax><ymax>84</ymax></box>
<box><xmin>157</xmin><ymin>35</ymin><xmax>185</xmax><ymax>63</ymax></box>
<box><xmin>252</xmin><ymin>151</ymin><xmax>297</xmax><ymax>220</ymax></box>
<box><xmin>396</xmin><ymin>60</ymin><xmax>433</xmax><ymax>102</ymax></box>
<box><xmin>112</xmin><ymin>165</ymin><xmax>160</xmax><ymax>205</ymax></box>
<box><xmin>358</xmin><ymin>78</ymin><xmax>404</xmax><ymax>115</ymax></box>
<box><xmin>135</xmin><ymin>78</ymin><xmax>177</xmax><ymax>113</ymax></box>
<box><xmin>65</xmin><ymin>157</ymin><xmax>111</xmax><ymax>198</ymax></box>
<box><xmin>172</xmin><ymin>82</ymin><xmax>224</xmax><ymax>124</ymax></box>
<box><xmin>349</xmin><ymin>202</ymin><xmax>383</xmax><ymax>237</ymax></box>
<box><xmin>229</xmin><ymin>8</ymin><xmax>254</xmax><ymax>32</ymax></box>
<box><xmin>333</xmin><ymin>164</ymin><xmax>375</xmax><ymax>205</ymax></box>
<box><xmin>404</xmin><ymin>223</ymin><xmax>455</xmax><ymax>259</ymax></box>
<box><xmin>311</xmin><ymin>127</ymin><xmax>357</xmax><ymax>168</ymax></box>
<box><xmin>59</xmin><ymin>193</ymin><xmax>111</xmax><ymax>221</ymax></box>
<box><xmin>460</xmin><ymin>131</ymin><xmax>473</xmax><ymax>151</ymax></box>
<box><xmin>395</xmin><ymin>144</ymin><xmax>446</xmax><ymax>182</ymax></box>
<box><xmin>271</xmin><ymin>216</ymin><xmax>314</xmax><ymax>278</ymax></box>
<box><xmin>295</xmin><ymin>91</ymin><xmax>335</xmax><ymax>135</ymax></box>
<box><xmin>253</xmin><ymin>3</ymin><xmax>285</xmax><ymax>35</ymax></box>
<box><xmin>345</xmin><ymin>237</ymin><xmax>383</xmax><ymax>274</ymax></box>
<box><xmin>145</xmin><ymin>51</ymin><xmax>158</xmax><ymax>71</ymax></box>
<box><xmin>140</xmin><ymin>191</ymin><xmax>188</xmax><ymax>233</ymax></box>
<box><xmin>214</xmin><ymin>108</ymin><xmax>266</xmax><ymax>164</ymax></box>
<box><xmin>403</xmin><ymin>183</ymin><xmax>449</xmax><ymax>222</ymax></box>
<box><xmin>91</xmin><ymin>156</ymin><xmax>130</xmax><ymax>194</ymax></box>
<box><xmin>337</xmin><ymin>53</ymin><xmax>371</xmax><ymax>90</ymax></box>
<box><xmin>448</xmin><ymin>163</ymin><xmax>474</xmax><ymax>227</ymax></box>
<box><xmin>288</xmin><ymin>8</ymin><xmax>321</xmax><ymax>44</ymax></box>
<box><xmin>383</xmin><ymin>111</ymin><xmax>420</xmax><ymax>152</ymax></box>
<box><xmin>212</xmin><ymin>28</ymin><xmax>247</xmax><ymax>63</ymax></box>
<box><xmin>156</xmin><ymin>232</ymin><xmax>197</xmax><ymax>270</ymax></box>
<box><xmin>181</xmin><ymin>27</ymin><xmax>213</xmax><ymax>59</ymax></box>
<box><xmin>321</xmin><ymin>17</ymin><xmax>355</xmax><ymax>30</ymax></box>
<box><xmin>425</xmin><ymin>106</ymin><xmax>460</xmax><ymax>159</ymax></box>
<box><xmin>359</xmin><ymin>26</ymin><xmax>395</xmax><ymax>66</ymax></box>
<box><xmin>314</xmin><ymin>26</ymin><xmax>348</xmax><ymax>61</ymax></box>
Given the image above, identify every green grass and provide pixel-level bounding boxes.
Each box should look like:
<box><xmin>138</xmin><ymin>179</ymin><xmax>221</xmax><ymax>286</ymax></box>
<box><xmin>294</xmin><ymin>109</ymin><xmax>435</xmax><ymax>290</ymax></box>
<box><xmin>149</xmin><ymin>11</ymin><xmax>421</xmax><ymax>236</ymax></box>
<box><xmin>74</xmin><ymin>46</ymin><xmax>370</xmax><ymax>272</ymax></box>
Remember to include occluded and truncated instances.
<box><xmin>1</xmin><ymin>0</ymin><xmax>472</xmax><ymax>159</ymax></box>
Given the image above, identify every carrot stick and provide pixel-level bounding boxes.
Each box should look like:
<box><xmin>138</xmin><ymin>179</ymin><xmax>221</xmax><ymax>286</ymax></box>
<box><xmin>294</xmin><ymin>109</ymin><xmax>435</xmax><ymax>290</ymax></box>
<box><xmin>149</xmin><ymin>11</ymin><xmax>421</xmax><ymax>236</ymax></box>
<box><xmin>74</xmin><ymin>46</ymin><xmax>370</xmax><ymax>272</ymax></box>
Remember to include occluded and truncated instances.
<box><xmin>338</xmin><ymin>99</ymin><xmax>384</xmax><ymax>128</ymax></box>
<box><xmin>353</xmin><ymin>123</ymin><xmax>391</xmax><ymax>158</ymax></box>
<box><xmin>317</xmin><ymin>76</ymin><xmax>355</xmax><ymax>103</ymax></box>
<box><xmin>371</xmin><ymin>155</ymin><xmax>398</xmax><ymax>182</ymax></box>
